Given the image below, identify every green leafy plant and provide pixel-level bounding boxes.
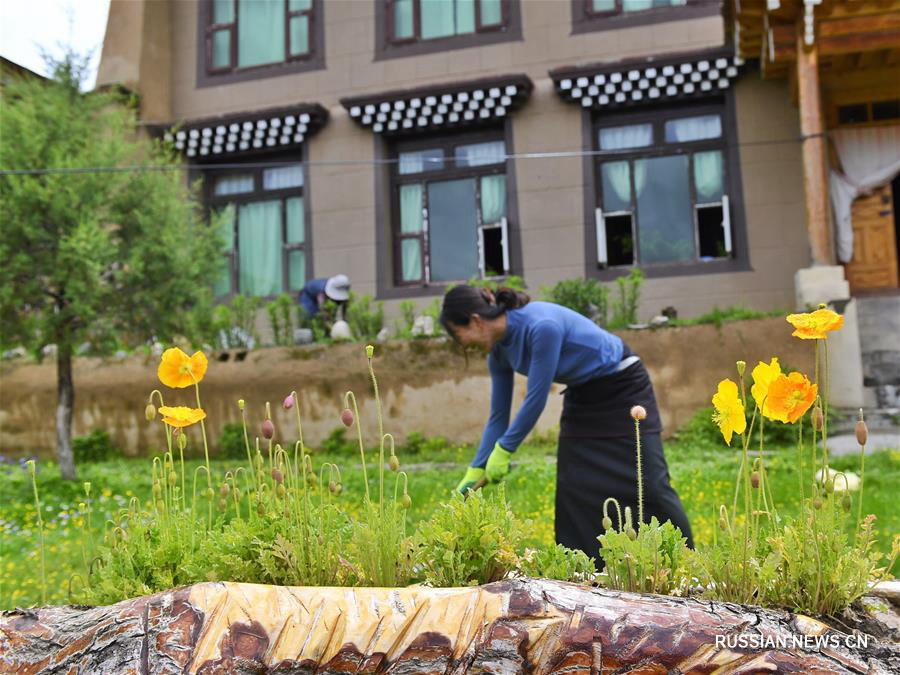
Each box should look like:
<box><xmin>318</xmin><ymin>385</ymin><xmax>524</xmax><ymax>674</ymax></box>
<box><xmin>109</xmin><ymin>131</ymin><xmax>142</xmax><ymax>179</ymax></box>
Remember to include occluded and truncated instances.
<box><xmin>609</xmin><ymin>268</ymin><xmax>644</xmax><ymax>328</ymax></box>
<box><xmin>540</xmin><ymin>278</ymin><xmax>609</xmax><ymax>325</ymax></box>
<box><xmin>517</xmin><ymin>544</ymin><xmax>596</xmax><ymax>583</ymax></box>
<box><xmin>266</xmin><ymin>294</ymin><xmax>297</xmax><ymax>347</ymax></box>
<box><xmin>394</xmin><ymin>300</ymin><xmax>417</xmax><ymax>339</ymax></box>
<box><xmin>466</xmin><ymin>275</ymin><xmax>528</xmax><ymax>292</ymax></box>
<box><xmin>72</xmin><ymin>430</ymin><xmax>118</xmax><ymax>464</ymax></box>
<box><xmin>401</xmin><ymin>431</ymin><xmax>448</xmax><ymax>456</ymax></box>
<box><xmin>669</xmin><ymin>305</ymin><xmax>787</xmax><ymax>329</ymax></box>
<box><xmin>346</xmin><ymin>292</ymin><xmax>384</xmax><ymax>342</ymax></box>
<box><xmin>413</xmin><ymin>485</ymin><xmax>522</xmax><ymax>587</ymax></box>
<box><xmin>217</xmin><ymin>423</ymin><xmax>247</xmax><ymax>459</ymax></box>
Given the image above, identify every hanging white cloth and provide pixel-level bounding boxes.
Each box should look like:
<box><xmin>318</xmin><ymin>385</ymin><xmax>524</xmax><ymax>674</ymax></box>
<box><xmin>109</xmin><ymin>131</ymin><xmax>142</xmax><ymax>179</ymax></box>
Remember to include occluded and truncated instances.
<box><xmin>829</xmin><ymin>125</ymin><xmax>900</xmax><ymax>263</ymax></box>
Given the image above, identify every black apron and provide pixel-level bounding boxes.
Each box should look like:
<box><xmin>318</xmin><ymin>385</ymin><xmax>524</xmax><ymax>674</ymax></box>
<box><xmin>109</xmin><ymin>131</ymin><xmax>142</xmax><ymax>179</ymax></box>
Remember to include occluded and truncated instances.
<box><xmin>555</xmin><ymin>349</ymin><xmax>693</xmax><ymax>562</ymax></box>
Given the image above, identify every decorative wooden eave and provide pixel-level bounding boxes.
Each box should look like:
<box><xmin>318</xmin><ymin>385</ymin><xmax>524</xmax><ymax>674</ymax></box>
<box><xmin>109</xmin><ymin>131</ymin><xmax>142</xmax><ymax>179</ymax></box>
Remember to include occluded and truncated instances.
<box><xmin>728</xmin><ymin>0</ymin><xmax>900</xmax><ymax>79</ymax></box>
<box><xmin>549</xmin><ymin>48</ymin><xmax>742</xmax><ymax>112</ymax></box>
<box><xmin>340</xmin><ymin>74</ymin><xmax>533</xmax><ymax>136</ymax></box>
<box><xmin>161</xmin><ymin>103</ymin><xmax>329</xmax><ymax>159</ymax></box>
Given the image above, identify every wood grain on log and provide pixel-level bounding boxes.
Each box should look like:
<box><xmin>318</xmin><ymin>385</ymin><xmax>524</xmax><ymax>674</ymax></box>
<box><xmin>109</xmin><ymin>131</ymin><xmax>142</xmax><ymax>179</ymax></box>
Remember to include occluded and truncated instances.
<box><xmin>2</xmin><ymin>579</ymin><xmax>898</xmax><ymax>673</ymax></box>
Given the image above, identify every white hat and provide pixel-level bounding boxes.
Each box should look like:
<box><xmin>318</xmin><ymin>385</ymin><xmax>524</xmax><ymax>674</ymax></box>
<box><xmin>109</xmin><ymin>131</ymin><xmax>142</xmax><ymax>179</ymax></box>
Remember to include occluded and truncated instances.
<box><xmin>324</xmin><ymin>274</ymin><xmax>351</xmax><ymax>302</ymax></box>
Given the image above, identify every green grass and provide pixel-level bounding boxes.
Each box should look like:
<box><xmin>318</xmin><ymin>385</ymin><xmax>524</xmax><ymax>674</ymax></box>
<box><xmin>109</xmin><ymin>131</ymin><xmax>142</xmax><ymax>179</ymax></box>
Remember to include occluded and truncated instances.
<box><xmin>1</xmin><ymin>438</ymin><xmax>896</xmax><ymax>609</ymax></box>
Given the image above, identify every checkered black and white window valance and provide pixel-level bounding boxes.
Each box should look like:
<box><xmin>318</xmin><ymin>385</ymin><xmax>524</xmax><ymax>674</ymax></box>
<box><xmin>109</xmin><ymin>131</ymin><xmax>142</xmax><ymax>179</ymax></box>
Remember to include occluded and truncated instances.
<box><xmin>163</xmin><ymin>105</ymin><xmax>328</xmax><ymax>158</ymax></box>
<box><xmin>341</xmin><ymin>75</ymin><xmax>532</xmax><ymax>136</ymax></box>
<box><xmin>551</xmin><ymin>53</ymin><xmax>741</xmax><ymax>111</ymax></box>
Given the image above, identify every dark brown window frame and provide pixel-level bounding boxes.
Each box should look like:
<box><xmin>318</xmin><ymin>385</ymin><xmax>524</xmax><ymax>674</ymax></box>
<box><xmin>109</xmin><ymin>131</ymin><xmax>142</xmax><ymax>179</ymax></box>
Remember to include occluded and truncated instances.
<box><xmin>197</xmin><ymin>0</ymin><xmax>325</xmax><ymax>89</ymax></box>
<box><xmin>374</xmin><ymin>120</ymin><xmax>523</xmax><ymax>299</ymax></box>
<box><xmin>581</xmin><ymin>94</ymin><xmax>751</xmax><ymax>281</ymax></box>
<box><xmin>571</xmin><ymin>0</ymin><xmax>720</xmax><ymax>33</ymax></box>
<box><xmin>203</xmin><ymin>150</ymin><xmax>313</xmax><ymax>301</ymax></box>
<box><xmin>375</xmin><ymin>0</ymin><xmax>522</xmax><ymax>61</ymax></box>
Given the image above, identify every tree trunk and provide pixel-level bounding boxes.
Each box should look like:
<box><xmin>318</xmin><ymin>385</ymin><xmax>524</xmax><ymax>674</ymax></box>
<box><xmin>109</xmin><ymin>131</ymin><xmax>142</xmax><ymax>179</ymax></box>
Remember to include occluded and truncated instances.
<box><xmin>55</xmin><ymin>342</ymin><xmax>76</xmax><ymax>480</ymax></box>
<box><xmin>2</xmin><ymin>579</ymin><xmax>897</xmax><ymax>673</ymax></box>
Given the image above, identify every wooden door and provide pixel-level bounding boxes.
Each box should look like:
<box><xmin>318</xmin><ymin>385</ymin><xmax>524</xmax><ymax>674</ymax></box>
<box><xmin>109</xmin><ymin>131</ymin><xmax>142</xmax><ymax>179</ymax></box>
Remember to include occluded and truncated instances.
<box><xmin>844</xmin><ymin>183</ymin><xmax>899</xmax><ymax>290</ymax></box>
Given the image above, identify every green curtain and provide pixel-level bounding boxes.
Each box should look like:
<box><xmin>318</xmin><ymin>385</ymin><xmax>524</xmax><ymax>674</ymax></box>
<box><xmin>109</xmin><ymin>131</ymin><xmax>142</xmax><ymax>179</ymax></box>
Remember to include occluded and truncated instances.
<box><xmin>288</xmin><ymin>250</ymin><xmax>306</xmax><ymax>291</ymax></box>
<box><xmin>394</xmin><ymin>0</ymin><xmax>414</xmax><ymax>38</ymax></box>
<box><xmin>623</xmin><ymin>0</ymin><xmax>654</xmax><ymax>11</ymax></box>
<box><xmin>289</xmin><ymin>15</ymin><xmax>309</xmax><ymax>55</ymax></box>
<box><xmin>286</xmin><ymin>197</ymin><xmax>304</xmax><ymax>243</ymax></box>
<box><xmin>238</xmin><ymin>200</ymin><xmax>283</xmax><ymax>296</ymax></box>
<box><xmin>601</xmin><ymin>161</ymin><xmax>631</xmax><ymax>212</ymax></box>
<box><xmin>213</xmin><ymin>0</ymin><xmax>234</xmax><ymax>23</ymax></box>
<box><xmin>401</xmin><ymin>239</ymin><xmax>421</xmax><ymax>281</ymax></box>
<box><xmin>288</xmin><ymin>0</ymin><xmax>311</xmax><ymax>10</ymax></box>
<box><xmin>694</xmin><ymin>151</ymin><xmax>724</xmax><ymax>201</ymax></box>
<box><xmin>238</xmin><ymin>0</ymin><xmax>285</xmax><ymax>68</ymax></box>
<box><xmin>592</xmin><ymin>0</ymin><xmax>615</xmax><ymax>10</ymax></box>
<box><xmin>480</xmin><ymin>175</ymin><xmax>506</xmax><ymax>224</ymax></box>
<box><xmin>212</xmin><ymin>30</ymin><xmax>231</xmax><ymax>68</ymax></box>
<box><xmin>421</xmin><ymin>0</ymin><xmax>455</xmax><ymax>39</ymax></box>
<box><xmin>481</xmin><ymin>0</ymin><xmax>502</xmax><ymax>24</ymax></box>
<box><xmin>399</xmin><ymin>184</ymin><xmax>423</xmax><ymax>233</ymax></box>
<box><xmin>456</xmin><ymin>0</ymin><xmax>475</xmax><ymax>34</ymax></box>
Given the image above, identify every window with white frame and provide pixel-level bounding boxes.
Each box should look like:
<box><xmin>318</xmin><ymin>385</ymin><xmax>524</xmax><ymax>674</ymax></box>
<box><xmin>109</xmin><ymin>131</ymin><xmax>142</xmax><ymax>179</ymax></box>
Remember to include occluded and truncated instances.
<box><xmin>208</xmin><ymin>163</ymin><xmax>307</xmax><ymax>298</ymax></box>
<box><xmin>593</xmin><ymin>105</ymin><xmax>733</xmax><ymax>268</ymax></box>
<box><xmin>392</xmin><ymin>133</ymin><xmax>510</xmax><ymax>284</ymax></box>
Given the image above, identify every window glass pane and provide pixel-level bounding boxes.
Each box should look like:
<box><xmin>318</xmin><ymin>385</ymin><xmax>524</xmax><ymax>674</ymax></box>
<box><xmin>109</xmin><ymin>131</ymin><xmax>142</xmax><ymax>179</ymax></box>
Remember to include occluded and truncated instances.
<box><xmin>635</xmin><ymin>155</ymin><xmax>695</xmax><ymax>263</ymax></box>
<box><xmin>214</xmin><ymin>173</ymin><xmax>254</xmax><ymax>195</ymax></box>
<box><xmin>421</xmin><ymin>0</ymin><xmax>456</xmax><ymax>39</ymax></box>
<box><xmin>480</xmin><ymin>0</ymin><xmax>502</xmax><ymax>24</ymax></box>
<box><xmin>238</xmin><ymin>200</ymin><xmax>283</xmax><ymax>296</ymax></box>
<box><xmin>665</xmin><ymin>114</ymin><xmax>722</xmax><ymax>143</ymax></box>
<box><xmin>623</xmin><ymin>0</ymin><xmax>653</xmax><ymax>11</ymax></box>
<box><xmin>286</xmin><ymin>197</ymin><xmax>304</xmax><ymax>243</ymax></box>
<box><xmin>693</xmin><ymin>150</ymin><xmax>723</xmax><ymax>201</ymax></box>
<box><xmin>455</xmin><ymin>140</ymin><xmax>505</xmax><ymax>167</ymax></box>
<box><xmin>592</xmin><ymin>0</ymin><xmax>615</xmax><ymax>10</ymax></box>
<box><xmin>399</xmin><ymin>148</ymin><xmax>443</xmax><ymax>174</ymax></box>
<box><xmin>456</xmin><ymin>0</ymin><xmax>476</xmax><ymax>34</ymax></box>
<box><xmin>480</xmin><ymin>175</ymin><xmax>506</xmax><ymax>223</ymax></box>
<box><xmin>216</xmin><ymin>204</ymin><xmax>236</xmax><ymax>252</ymax></box>
<box><xmin>401</xmin><ymin>239</ymin><xmax>422</xmax><ymax>281</ymax></box>
<box><xmin>837</xmin><ymin>104</ymin><xmax>868</xmax><ymax>125</ymax></box>
<box><xmin>428</xmin><ymin>178</ymin><xmax>479</xmax><ymax>281</ymax></box>
<box><xmin>288</xmin><ymin>250</ymin><xmax>306</xmax><ymax>292</ymax></box>
<box><xmin>263</xmin><ymin>164</ymin><xmax>303</xmax><ymax>190</ymax></box>
<box><xmin>238</xmin><ymin>0</ymin><xmax>286</xmax><ymax>68</ymax></box>
<box><xmin>598</xmin><ymin>123</ymin><xmax>653</xmax><ymax>150</ymax></box>
<box><xmin>213</xmin><ymin>0</ymin><xmax>234</xmax><ymax>23</ymax></box>
<box><xmin>215</xmin><ymin>256</ymin><xmax>232</xmax><ymax>298</ymax></box>
<box><xmin>288</xmin><ymin>0</ymin><xmax>311</xmax><ymax>10</ymax></box>
<box><xmin>399</xmin><ymin>184</ymin><xmax>423</xmax><ymax>233</ymax></box>
<box><xmin>289</xmin><ymin>15</ymin><xmax>309</xmax><ymax>55</ymax></box>
<box><xmin>872</xmin><ymin>99</ymin><xmax>900</xmax><ymax>121</ymax></box>
<box><xmin>212</xmin><ymin>30</ymin><xmax>231</xmax><ymax>69</ymax></box>
<box><xmin>600</xmin><ymin>161</ymin><xmax>632</xmax><ymax>212</ymax></box>
<box><xmin>393</xmin><ymin>0</ymin><xmax>414</xmax><ymax>38</ymax></box>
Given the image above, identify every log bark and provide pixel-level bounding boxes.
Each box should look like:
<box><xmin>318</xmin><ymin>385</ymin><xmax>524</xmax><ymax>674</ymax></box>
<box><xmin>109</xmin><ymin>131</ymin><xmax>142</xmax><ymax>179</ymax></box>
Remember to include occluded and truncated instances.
<box><xmin>1</xmin><ymin>579</ymin><xmax>898</xmax><ymax>674</ymax></box>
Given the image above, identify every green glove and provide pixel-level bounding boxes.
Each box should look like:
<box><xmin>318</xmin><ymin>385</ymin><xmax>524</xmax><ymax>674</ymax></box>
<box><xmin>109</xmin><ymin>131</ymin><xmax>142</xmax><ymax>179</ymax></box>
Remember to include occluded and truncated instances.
<box><xmin>485</xmin><ymin>442</ymin><xmax>513</xmax><ymax>483</ymax></box>
<box><xmin>457</xmin><ymin>467</ymin><xmax>485</xmax><ymax>495</ymax></box>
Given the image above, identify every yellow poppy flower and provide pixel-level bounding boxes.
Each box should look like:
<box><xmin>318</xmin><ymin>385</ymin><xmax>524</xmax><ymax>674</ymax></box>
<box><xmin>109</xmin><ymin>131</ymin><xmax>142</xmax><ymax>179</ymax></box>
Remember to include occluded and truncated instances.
<box><xmin>158</xmin><ymin>348</ymin><xmax>208</xmax><ymax>388</ymax></box>
<box><xmin>751</xmin><ymin>358</ymin><xmax>788</xmax><ymax>423</ymax></box>
<box><xmin>157</xmin><ymin>405</ymin><xmax>207</xmax><ymax>428</ymax></box>
<box><xmin>766</xmin><ymin>372</ymin><xmax>817</xmax><ymax>424</ymax></box>
<box><xmin>712</xmin><ymin>379</ymin><xmax>746</xmax><ymax>446</ymax></box>
<box><xmin>786</xmin><ymin>309</ymin><xmax>844</xmax><ymax>340</ymax></box>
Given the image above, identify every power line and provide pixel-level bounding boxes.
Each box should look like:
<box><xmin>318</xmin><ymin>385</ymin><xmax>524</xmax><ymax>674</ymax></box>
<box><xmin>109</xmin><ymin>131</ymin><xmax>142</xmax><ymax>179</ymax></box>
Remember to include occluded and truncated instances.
<box><xmin>0</xmin><ymin>133</ymin><xmax>829</xmax><ymax>177</ymax></box>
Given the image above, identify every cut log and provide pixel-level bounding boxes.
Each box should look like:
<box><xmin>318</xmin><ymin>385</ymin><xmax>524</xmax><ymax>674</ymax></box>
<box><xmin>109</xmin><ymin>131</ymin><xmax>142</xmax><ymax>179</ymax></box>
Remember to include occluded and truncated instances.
<box><xmin>1</xmin><ymin>578</ymin><xmax>898</xmax><ymax>673</ymax></box>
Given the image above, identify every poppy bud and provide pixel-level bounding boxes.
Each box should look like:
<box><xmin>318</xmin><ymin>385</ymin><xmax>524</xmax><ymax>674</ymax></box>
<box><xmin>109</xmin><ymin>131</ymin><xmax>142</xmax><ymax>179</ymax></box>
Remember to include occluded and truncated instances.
<box><xmin>276</xmin><ymin>484</ymin><xmax>286</xmax><ymax>497</ymax></box>
<box><xmin>145</xmin><ymin>403</ymin><xmax>157</xmax><ymax>421</ymax></box>
<box><xmin>630</xmin><ymin>405</ymin><xmax>647</xmax><ymax>421</ymax></box>
<box><xmin>750</xmin><ymin>472</ymin><xmax>760</xmax><ymax>489</ymax></box>
<box><xmin>283</xmin><ymin>394</ymin><xmax>294</xmax><ymax>410</ymax></box>
<box><xmin>167</xmin><ymin>471</ymin><xmax>177</xmax><ymax>486</ymax></box>
<box><xmin>736</xmin><ymin>361</ymin><xmax>746</xmax><ymax>377</ymax></box>
<box><xmin>219</xmin><ymin>483</ymin><xmax>230</xmax><ymax>497</ymax></box>
<box><xmin>262</xmin><ymin>419</ymin><xmax>275</xmax><ymax>440</ymax></box>
<box><xmin>718</xmin><ymin>517</ymin><xmax>727</xmax><ymax>531</ymax></box>
<box><xmin>233</xmin><ymin>487</ymin><xmax>241</xmax><ymax>500</ymax></box>
<box><xmin>825</xmin><ymin>479</ymin><xmax>834</xmax><ymax>495</ymax></box>
<box><xmin>84</xmin><ymin>482</ymin><xmax>91</xmax><ymax>496</ymax></box>
<box><xmin>79</xmin><ymin>502</ymin><xmax>86</xmax><ymax>511</ymax></box>
<box><xmin>366</xmin><ymin>345</ymin><xmax>375</xmax><ymax>359</ymax></box>
<box><xmin>340</xmin><ymin>408</ymin><xmax>354</xmax><ymax>427</ymax></box>
<box><xmin>401</xmin><ymin>494</ymin><xmax>412</xmax><ymax>509</ymax></box>
<box><xmin>335</xmin><ymin>483</ymin><xmax>343</xmax><ymax>494</ymax></box>
<box><xmin>238</xmin><ymin>399</ymin><xmax>245</xmax><ymax>410</ymax></box>
<box><xmin>626</xmin><ymin>526</ymin><xmax>637</xmax><ymax>541</ymax></box>
<box><xmin>271</xmin><ymin>468</ymin><xmax>283</xmax><ymax>484</ymax></box>
<box><xmin>152</xmin><ymin>482</ymin><xmax>162</xmax><ymax>498</ymax></box>
<box><xmin>842</xmin><ymin>494</ymin><xmax>852</xmax><ymax>512</ymax></box>
<box><xmin>389</xmin><ymin>455</ymin><xmax>400</xmax><ymax>472</ymax></box>
<box><xmin>307</xmin><ymin>471</ymin><xmax>317</xmax><ymax>485</ymax></box>
<box><xmin>602</xmin><ymin>516</ymin><xmax>613</xmax><ymax>531</ymax></box>
<box><xmin>178</xmin><ymin>431</ymin><xmax>187</xmax><ymax>451</ymax></box>
<box><xmin>25</xmin><ymin>460</ymin><xmax>35</xmax><ymax>475</ymax></box>
<box><xmin>205</xmin><ymin>487</ymin><xmax>215</xmax><ymax>500</ymax></box>
<box><xmin>856</xmin><ymin>420</ymin><xmax>868</xmax><ymax>446</ymax></box>
<box><xmin>813</xmin><ymin>497</ymin><xmax>823</xmax><ymax>510</ymax></box>
<box><xmin>256</xmin><ymin>502</ymin><xmax>266</xmax><ymax>517</ymax></box>
<box><xmin>218</xmin><ymin>498</ymin><xmax>227</xmax><ymax>512</ymax></box>
<box><xmin>157</xmin><ymin>500</ymin><xmax>165</xmax><ymax>511</ymax></box>
<box><xmin>812</xmin><ymin>407</ymin><xmax>824</xmax><ymax>433</ymax></box>
<box><xmin>329</xmin><ymin>481</ymin><xmax>337</xmax><ymax>493</ymax></box>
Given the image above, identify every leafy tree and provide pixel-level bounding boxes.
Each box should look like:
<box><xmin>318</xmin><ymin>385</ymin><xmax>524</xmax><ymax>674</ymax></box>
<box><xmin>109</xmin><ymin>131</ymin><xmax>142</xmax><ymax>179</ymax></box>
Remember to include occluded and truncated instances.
<box><xmin>0</xmin><ymin>53</ymin><xmax>221</xmax><ymax>479</ymax></box>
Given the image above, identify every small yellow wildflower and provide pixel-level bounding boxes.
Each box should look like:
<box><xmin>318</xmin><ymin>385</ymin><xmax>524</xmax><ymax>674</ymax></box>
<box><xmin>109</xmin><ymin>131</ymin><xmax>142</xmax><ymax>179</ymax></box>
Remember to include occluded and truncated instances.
<box><xmin>157</xmin><ymin>347</ymin><xmax>208</xmax><ymax>388</ymax></box>
<box><xmin>157</xmin><ymin>405</ymin><xmax>207</xmax><ymax>428</ymax></box>
<box><xmin>712</xmin><ymin>379</ymin><xmax>746</xmax><ymax>446</ymax></box>
<box><xmin>786</xmin><ymin>308</ymin><xmax>844</xmax><ymax>340</ymax></box>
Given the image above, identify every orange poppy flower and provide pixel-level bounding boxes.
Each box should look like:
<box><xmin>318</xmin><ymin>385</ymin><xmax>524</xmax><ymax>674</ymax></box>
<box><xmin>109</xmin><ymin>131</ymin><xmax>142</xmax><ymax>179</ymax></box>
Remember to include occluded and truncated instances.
<box><xmin>786</xmin><ymin>309</ymin><xmax>844</xmax><ymax>340</ymax></box>
<box><xmin>157</xmin><ymin>405</ymin><xmax>207</xmax><ymax>428</ymax></box>
<box><xmin>766</xmin><ymin>372</ymin><xmax>817</xmax><ymax>423</ymax></box>
<box><xmin>158</xmin><ymin>348</ymin><xmax>208</xmax><ymax>388</ymax></box>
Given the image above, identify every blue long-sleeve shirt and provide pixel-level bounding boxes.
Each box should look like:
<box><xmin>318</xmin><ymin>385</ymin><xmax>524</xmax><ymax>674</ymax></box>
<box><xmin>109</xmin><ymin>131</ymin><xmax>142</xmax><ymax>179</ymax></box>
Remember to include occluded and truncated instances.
<box><xmin>299</xmin><ymin>278</ymin><xmax>328</xmax><ymax>317</ymax></box>
<box><xmin>472</xmin><ymin>301</ymin><xmax>625</xmax><ymax>467</ymax></box>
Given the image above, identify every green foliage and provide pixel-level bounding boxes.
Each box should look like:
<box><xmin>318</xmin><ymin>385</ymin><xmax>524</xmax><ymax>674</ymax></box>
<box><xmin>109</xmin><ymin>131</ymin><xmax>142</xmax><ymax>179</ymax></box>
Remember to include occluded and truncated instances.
<box><xmin>217</xmin><ymin>423</ymin><xmax>247</xmax><ymax>460</ymax></box>
<box><xmin>318</xmin><ymin>427</ymin><xmax>356</xmax><ymax>454</ymax></box>
<box><xmin>599</xmin><ymin>514</ymin><xmax>689</xmax><ymax>595</ymax></box>
<box><xmin>466</xmin><ymin>275</ymin><xmax>528</xmax><ymax>292</ymax></box>
<box><xmin>346</xmin><ymin>292</ymin><xmax>384</xmax><ymax>341</ymax></box>
<box><xmin>517</xmin><ymin>544</ymin><xmax>596</xmax><ymax>583</ymax></box>
<box><xmin>394</xmin><ymin>300</ymin><xmax>417</xmax><ymax>339</ymax></box>
<box><xmin>400</xmin><ymin>431</ymin><xmax>448</xmax><ymax>456</ymax></box>
<box><xmin>609</xmin><ymin>268</ymin><xmax>644</xmax><ymax>328</ymax></box>
<box><xmin>540</xmin><ymin>278</ymin><xmax>609</xmax><ymax>324</ymax></box>
<box><xmin>674</xmin><ymin>406</ymin><xmax>797</xmax><ymax>448</ymax></box>
<box><xmin>413</xmin><ymin>486</ymin><xmax>522</xmax><ymax>586</ymax></box>
<box><xmin>72</xmin><ymin>430</ymin><xmax>118</xmax><ymax>464</ymax></box>
<box><xmin>670</xmin><ymin>305</ymin><xmax>787</xmax><ymax>329</ymax></box>
<box><xmin>266</xmin><ymin>294</ymin><xmax>297</xmax><ymax>347</ymax></box>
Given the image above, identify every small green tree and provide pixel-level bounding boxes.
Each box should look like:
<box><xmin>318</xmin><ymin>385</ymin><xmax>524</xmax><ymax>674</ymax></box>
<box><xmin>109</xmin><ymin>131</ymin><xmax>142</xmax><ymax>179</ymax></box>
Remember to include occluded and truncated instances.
<box><xmin>0</xmin><ymin>53</ymin><xmax>220</xmax><ymax>479</ymax></box>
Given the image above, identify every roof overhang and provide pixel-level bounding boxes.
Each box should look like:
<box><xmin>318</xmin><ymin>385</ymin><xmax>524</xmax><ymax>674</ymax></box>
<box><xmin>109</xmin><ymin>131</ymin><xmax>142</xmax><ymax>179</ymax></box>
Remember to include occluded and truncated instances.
<box><xmin>340</xmin><ymin>74</ymin><xmax>533</xmax><ymax>136</ymax></box>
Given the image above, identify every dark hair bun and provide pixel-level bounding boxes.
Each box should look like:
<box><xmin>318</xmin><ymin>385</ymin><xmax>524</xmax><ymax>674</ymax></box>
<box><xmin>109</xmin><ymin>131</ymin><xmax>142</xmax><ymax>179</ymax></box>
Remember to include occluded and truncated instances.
<box><xmin>495</xmin><ymin>288</ymin><xmax>530</xmax><ymax>310</ymax></box>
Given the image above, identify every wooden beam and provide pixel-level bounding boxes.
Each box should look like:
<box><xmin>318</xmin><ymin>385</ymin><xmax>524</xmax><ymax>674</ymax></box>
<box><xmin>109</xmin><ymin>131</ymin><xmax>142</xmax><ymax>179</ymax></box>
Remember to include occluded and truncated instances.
<box><xmin>796</xmin><ymin>28</ymin><xmax>835</xmax><ymax>266</ymax></box>
<box><xmin>817</xmin><ymin>12</ymin><xmax>900</xmax><ymax>56</ymax></box>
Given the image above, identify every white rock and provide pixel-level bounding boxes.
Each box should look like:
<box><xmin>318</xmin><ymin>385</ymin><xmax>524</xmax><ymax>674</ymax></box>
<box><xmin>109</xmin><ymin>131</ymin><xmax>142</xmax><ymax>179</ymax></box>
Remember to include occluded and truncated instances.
<box><xmin>2</xmin><ymin>347</ymin><xmax>27</xmax><ymax>360</ymax></box>
<box><xmin>815</xmin><ymin>467</ymin><xmax>860</xmax><ymax>492</ymax></box>
<box><xmin>411</xmin><ymin>315</ymin><xmax>435</xmax><ymax>337</ymax></box>
<box><xmin>151</xmin><ymin>341</ymin><xmax>164</xmax><ymax>357</ymax></box>
<box><xmin>330</xmin><ymin>320</ymin><xmax>352</xmax><ymax>341</ymax></box>
<box><xmin>293</xmin><ymin>328</ymin><xmax>313</xmax><ymax>345</ymax></box>
<box><xmin>376</xmin><ymin>327</ymin><xmax>391</xmax><ymax>343</ymax></box>
<box><xmin>650</xmin><ymin>315</ymin><xmax>669</xmax><ymax>328</ymax></box>
<box><xmin>42</xmin><ymin>344</ymin><xmax>57</xmax><ymax>357</ymax></box>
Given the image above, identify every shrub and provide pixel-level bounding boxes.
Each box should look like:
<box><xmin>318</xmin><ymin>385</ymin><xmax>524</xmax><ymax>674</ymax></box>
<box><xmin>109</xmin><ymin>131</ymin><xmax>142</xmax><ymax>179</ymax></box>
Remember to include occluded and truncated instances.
<box><xmin>609</xmin><ymin>268</ymin><xmax>644</xmax><ymax>327</ymax></box>
<box><xmin>72</xmin><ymin>430</ymin><xmax>118</xmax><ymax>464</ymax></box>
<box><xmin>394</xmin><ymin>300</ymin><xmax>417</xmax><ymax>339</ymax></box>
<box><xmin>346</xmin><ymin>292</ymin><xmax>384</xmax><ymax>342</ymax></box>
<box><xmin>541</xmin><ymin>278</ymin><xmax>609</xmax><ymax>324</ymax></box>
<box><xmin>213</xmin><ymin>294</ymin><xmax>261</xmax><ymax>348</ymax></box>
<box><xmin>266</xmin><ymin>294</ymin><xmax>297</xmax><ymax>347</ymax></box>
<box><xmin>669</xmin><ymin>305</ymin><xmax>786</xmax><ymax>329</ymax></box>
<box><xmin>401</xmin><ymin>431</ymin><xmax>448</xmax><ymax>456</ymax></box>
<box><xmin>217</xmin><ymin>423</ymin><xmax>247</xmax><ymax>460</ymax></box>
<box><xmin>318</xmin><ymin>427</ymin><xmax>356</xmax><ymax>454</ymax></box>
<box><xmin>466</xmin><ymin>275</ymin><xmax>528</xmax><ymax>292</ymax></box>
<box><xmin>517</xmin><ymin>544</ymin><xmax>596</xmax><ymax>583</ymax></box>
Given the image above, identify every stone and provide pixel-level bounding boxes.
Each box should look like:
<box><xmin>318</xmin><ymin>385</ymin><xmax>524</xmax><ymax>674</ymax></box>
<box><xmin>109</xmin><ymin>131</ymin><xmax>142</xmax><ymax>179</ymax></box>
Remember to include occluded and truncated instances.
<box><xmin>2</xmin><ymin>347</ymin><xmax>27</xmax><ymax>360</ymax></box>
<box><xmin>42</xmin><ymin>344</ymin><xmax>57</xmax><ymax>357</ymax></box>
<box><xmin>376</xmin><ymin>327</ymin><xmax>391</xmax><ymax>343</ymax></box>
<box><xmin>330</xmin><ymin>320</ymin><xmax>352</xmax><ymax>341</ymax></box>
<box><xmin>293</xmin><ymin>328</ymin><xmax>314</xmax><ymax>345</ymax></box>
<box><xmin>814</xmin><ymin>467</ymin><xmax>860</xmax><ymax>492</ymax></box>
<box><xmin>649</xmin><ymin>315</ymin><xmax>669</xmax><ymax>328</ymax></box>
<box><xmin>412</xmin><ymin>315</ymin><xmax>435</xmax><ymax>337</ymax></box>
